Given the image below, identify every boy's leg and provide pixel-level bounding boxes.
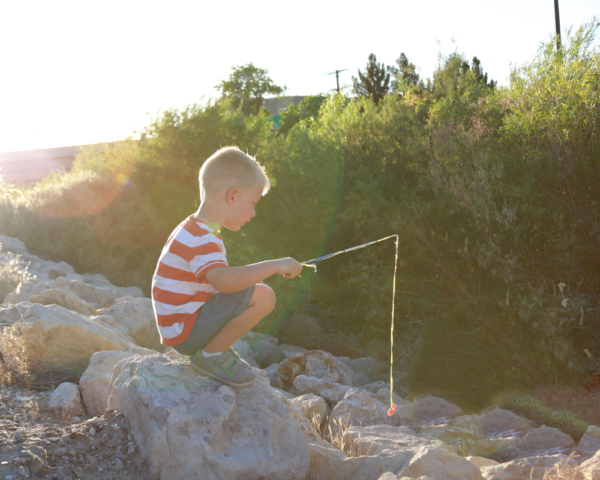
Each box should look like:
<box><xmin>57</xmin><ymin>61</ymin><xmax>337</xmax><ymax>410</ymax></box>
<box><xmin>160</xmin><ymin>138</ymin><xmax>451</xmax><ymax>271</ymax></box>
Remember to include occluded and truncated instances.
<box><xmin>203</xmin><ymin>284</ymin><xmax>276</xmax><ymax>354</ymax></box>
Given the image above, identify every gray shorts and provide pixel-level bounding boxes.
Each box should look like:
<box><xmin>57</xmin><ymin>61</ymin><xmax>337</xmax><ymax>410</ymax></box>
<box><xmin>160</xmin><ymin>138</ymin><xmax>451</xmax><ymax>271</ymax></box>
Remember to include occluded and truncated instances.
<box><xmin>172</xmin><ymin>285</ymin><xmax>255</xmax><ymax>356</ymax></box>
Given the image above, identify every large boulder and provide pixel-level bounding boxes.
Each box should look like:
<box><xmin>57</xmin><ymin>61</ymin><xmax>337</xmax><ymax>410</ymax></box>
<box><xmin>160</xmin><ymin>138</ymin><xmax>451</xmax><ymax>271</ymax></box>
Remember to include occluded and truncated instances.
<box><xmin>514</xmin><ymin>425</ymin><xmax>575</xmax><ymax>455</ymax></box>
<box><xmin>480</xmin><ymin>454</ymin><xmax>577</xmax><ymax>480</ymax></box>
<box><xmin>0</xmin><ymin>303</ymin><xmax>150</xmax><ymax>373</ymax></box>
<box><xmin>108</xmin><ymin>354</ymin><xmax>311</xmax><ymax>480</ymax></box>
<box><xmin>47</xmin><ymin>382</ymin><xmax>85</xmax><ymax>418</ymax></box>
<box><xmin>412</xmin><ymin>395</ymin><xmax>462</xmax><ymax>422</ymax></box>
<box><xmin>291</xmin><ymin>394</ymin><xmax>330</xmax><ymax>427</ymax></box>
<box><xmin>577</xmin><ymin>425</ymin><xmax>600</xmax><ymax>454</ymax></box>
<box><xmin>79</xmin><ymin>350</ymin><xmax>137</xmax><ymax>416</ymax></box>
<box><xmin>97</xmin><ymin>296</ymin><xmax>162</xmax><ymax>351</ymax></box>
<box><xmin>479</xmin><ymin>407</ymin><xmax>533</xmax><ymax>436</ymax></box>
<box><xmin>275</xmin><ymin>350</ymin><xmax>357</xmax><ymax>389</ymax></box>
<box><xmin>29</xmin><ymin>288</ymin><xmax>97</xmax><ymax>315</ymax></box>
<box><xmin>396</xmin><ymin>444</ymin><xmax>483</xmax><ymax>479</ymax></box>
<box><xmin>579</xmin><ymin>448</ymin><xmax>600</xmax><ymax>477</ymax></box>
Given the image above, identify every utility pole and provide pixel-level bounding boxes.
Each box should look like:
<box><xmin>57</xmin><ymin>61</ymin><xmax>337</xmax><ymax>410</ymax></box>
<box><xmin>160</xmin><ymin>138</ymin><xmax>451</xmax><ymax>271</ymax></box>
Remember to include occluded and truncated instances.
<box><xmin>554</xmin><ymin>0</ymin><xmax>561</xmax><ymax>50</ymax></box>
<box><xmin>326</xmin><ymin>69</ymin><xmax>348</xmax><ymax>93</ymax></box>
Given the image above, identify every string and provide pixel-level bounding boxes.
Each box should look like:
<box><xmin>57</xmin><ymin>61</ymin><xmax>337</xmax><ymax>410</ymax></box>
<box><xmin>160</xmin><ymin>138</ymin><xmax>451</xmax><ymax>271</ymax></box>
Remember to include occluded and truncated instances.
<box><xmin>301</xmin><ymin>234</ymin><xmax>400</xmax><ymax>415</ymax></box>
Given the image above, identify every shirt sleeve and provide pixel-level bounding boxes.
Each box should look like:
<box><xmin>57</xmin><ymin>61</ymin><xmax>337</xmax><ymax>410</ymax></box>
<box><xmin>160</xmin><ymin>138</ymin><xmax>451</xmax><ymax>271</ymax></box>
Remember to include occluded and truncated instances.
<box><xmin>188</xmin><ymin>236</ymin><xmax>229</xmax><ymax>280</ymax></box>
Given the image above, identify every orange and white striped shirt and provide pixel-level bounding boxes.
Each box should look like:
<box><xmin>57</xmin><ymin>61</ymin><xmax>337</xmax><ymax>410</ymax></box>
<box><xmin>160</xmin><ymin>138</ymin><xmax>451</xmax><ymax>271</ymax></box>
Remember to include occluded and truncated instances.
<box><xmin>151</xmin><ymin>215</ymin><xmax>228</xmax><ymax>346</ymax></box>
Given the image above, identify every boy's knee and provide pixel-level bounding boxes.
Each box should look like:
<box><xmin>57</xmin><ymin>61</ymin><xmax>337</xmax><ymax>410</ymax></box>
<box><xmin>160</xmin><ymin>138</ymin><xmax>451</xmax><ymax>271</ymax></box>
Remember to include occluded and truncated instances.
<box><xmin>253</xmin><ymin>284</ymin><xmax>276</xmax><ymax>314</ymax></box>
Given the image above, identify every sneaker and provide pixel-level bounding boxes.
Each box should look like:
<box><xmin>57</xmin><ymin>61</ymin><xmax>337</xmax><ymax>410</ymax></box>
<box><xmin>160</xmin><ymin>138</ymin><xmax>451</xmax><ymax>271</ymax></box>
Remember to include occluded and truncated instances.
<box><xmin>190</xmin><ymin>350</ymin><xmax>255</xmax><ymax>388</ymax></box>
<box><xmin>228</xmin><ymin>347</ymin><xmax>253</xmax><ymax>370</ymax></box>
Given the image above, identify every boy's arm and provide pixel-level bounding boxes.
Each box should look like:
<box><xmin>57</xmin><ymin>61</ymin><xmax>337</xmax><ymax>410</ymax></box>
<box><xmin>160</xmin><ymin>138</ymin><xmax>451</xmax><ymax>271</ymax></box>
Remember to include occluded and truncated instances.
<box><xmin>204</xmin><ymin>258</ymin><xmax>302</xmax><ymax>293</ymax></box>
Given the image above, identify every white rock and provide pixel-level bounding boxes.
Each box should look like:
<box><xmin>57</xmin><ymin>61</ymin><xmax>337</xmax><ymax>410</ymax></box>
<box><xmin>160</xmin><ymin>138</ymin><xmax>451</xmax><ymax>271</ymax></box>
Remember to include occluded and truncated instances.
<box><xmin>396</xmin><ymin>445</ymin><xmax>483</xmax><ymax>479</ymax></box>
<box><xmin>293</xmin><ymin>375</ymin><xmax>353</xmax><ymax>404</ymax></box>
<box><xmin>307</xmin><ymin>425</ymin><xmax>454</xmax><ymax>480</ymax></box>
<box><xmin>480</xmin><ymin>454</ymin><xmax>576</xmax><ymax>480</ymax></box>
<box><xmin>580</xmin><ymin>447</ymin><xmax>600</xmax><ymax>473</ymax></box>
<box><xmin>80</xmin><ymin>351</ymin><xmax>136</xmax><ymax>416</ymax></box>
<box><xmin>29</xmin><ymin>288</ymin><xmax>96</xmax><ymax>315</ymax></box>
<box><xmin>479</xmin><ymin>407</ymin><xmax>533</xmax><ymax>435</ymax></box>
<box><xmin>48</xmin><ymin>382</ymin><xmax>85</xmax><ymax>417</ymax></box>
<box><xmin>3</xmin><ymin>281</ymin><xmax>54</xmax><ymax>305</ymax></box>
<box><xmin>5</xmin><ymin>303</ymin><xmax>151</xmax><ymax>373</ymax></box>
<box><xmin>0</xmin><ymin>236</ymin><xmax>28</xmax><ymax>254</ymax></box>
<box><xmin>412</xmin><ymin>395</ymin><xmax>462</xmax><ymax>422</ymax></box>
<box><xmin>280</xmin><ymin>343</ymin><xmax>308</xmax><ymax>356</ymax></box>
<box><xmin>291</xmin><ymin>394</ymin><xmax>329</xmax><ymax>426</ymax></box>
<box><xmin>465</xmin><ymin>456</ymin><xmax>500</xmax><ymax>468</ymax></box>
<box><xmin>108</xmin><ymin>354</ymin><xmax>310</xmax><ymax>480</ymax></box>
<box><xmin>578</xmin><ymin>425</ymin><xmax>600</xmax><ymax>454</ymax></box>
<box><xmin>515</xmin><ymin>425</ymin><xmax>575</xmax><ymax>454</ymax></box>
<box><xmin>97</xmin><ymin>296</ymin><xmax>162</xmax><ymax>351</ymax></box>
<box><xmin>53</xmin><ymin>276</ymin><xmax>143</xmax><ymax>308</ymax></box>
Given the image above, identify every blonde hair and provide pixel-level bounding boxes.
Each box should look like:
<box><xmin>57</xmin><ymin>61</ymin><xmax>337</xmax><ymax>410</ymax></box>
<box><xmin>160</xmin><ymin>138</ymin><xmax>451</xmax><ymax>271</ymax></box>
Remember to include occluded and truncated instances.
<box><xmin>199</xmin><ymin>146</ymin><xmax>271</xmax><ymax>201</ymax></box>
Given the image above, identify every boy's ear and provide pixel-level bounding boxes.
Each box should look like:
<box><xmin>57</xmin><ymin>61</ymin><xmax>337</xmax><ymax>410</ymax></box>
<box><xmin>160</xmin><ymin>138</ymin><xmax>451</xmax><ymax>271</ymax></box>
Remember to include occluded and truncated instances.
<box><xmin>226</xmin><ymin>187</ymin><xmax>238</xmax><ymax>206</ymax></box>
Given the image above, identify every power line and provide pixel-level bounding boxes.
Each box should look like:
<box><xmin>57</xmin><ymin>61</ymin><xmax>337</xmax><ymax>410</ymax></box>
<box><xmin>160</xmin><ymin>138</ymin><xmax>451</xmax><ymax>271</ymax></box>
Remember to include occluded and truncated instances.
<box><xmin>326</xmin><ymin>69</ymin><xmax>349</xmax><ymax>94</ymax></box>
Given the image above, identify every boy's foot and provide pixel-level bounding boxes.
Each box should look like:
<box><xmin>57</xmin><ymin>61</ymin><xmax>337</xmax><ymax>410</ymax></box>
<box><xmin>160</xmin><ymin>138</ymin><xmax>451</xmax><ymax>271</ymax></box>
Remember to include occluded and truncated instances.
<box><xmin>228</xmin><ymin>347</ymin><xmax>253</xmax><ymax>370</ymax></box>
<box><xmin>190</xmin><ymin>350</ymin><xmax>255</xmax><ymax>388</ymax></box>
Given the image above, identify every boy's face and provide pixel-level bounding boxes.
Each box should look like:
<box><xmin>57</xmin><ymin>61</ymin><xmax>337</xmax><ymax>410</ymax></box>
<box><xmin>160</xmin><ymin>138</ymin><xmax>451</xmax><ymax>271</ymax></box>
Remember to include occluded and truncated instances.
<box><xmin>224</xmin><ymin>184</ymin><xmax>263</xmax><ymax>231</ymax></box>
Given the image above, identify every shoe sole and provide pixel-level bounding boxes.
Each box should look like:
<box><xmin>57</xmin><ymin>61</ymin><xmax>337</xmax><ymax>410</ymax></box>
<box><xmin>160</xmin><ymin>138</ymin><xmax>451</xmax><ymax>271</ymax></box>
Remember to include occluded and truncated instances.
<box><xmin>189</xmin><ymin>360</ymin><xmax>255</xmax><ymax>388</ymax></box>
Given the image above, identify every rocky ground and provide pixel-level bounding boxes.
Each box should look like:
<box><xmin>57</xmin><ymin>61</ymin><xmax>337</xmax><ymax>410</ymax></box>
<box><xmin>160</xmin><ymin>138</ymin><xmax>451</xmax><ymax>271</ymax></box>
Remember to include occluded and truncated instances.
<box><xmin>1</xmin><ymin>233</ymin><xmax>600</xmax><ymax>480</ymax></box>
<box><xmin>0</xmin><ymin>385</ymin><xmax>149</xmax><ymax>479</ymax></box>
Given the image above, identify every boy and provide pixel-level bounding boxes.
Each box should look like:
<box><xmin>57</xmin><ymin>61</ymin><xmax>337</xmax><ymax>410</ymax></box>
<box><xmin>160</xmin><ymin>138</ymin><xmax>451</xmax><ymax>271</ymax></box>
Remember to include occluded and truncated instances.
<box><xmin>151</xmin><ymin>146</ymin><xmax>302</xmax><ymax>387</ymax></box>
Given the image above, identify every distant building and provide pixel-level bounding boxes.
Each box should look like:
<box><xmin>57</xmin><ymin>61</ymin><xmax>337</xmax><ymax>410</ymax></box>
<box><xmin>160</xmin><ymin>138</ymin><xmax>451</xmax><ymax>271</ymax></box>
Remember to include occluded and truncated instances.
<box><xmin>0</xmin><ymin>145</ymin><xmax>88</xmax><ymax>184</ymax></box>
<box><xmin>263</xmin><ymin>96</ymin><xmax>306</xmax><ymax>116</ymax></box>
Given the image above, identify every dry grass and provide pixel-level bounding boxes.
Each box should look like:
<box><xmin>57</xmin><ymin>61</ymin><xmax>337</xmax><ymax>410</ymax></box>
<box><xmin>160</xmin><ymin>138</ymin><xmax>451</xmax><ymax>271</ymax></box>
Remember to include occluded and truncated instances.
<box><xmin>0</xmin><ymin>324</ymin><xmax>79</xmax><ymax>389</ymax></box>
<box><xmin>542</xmin><ymin>454</ymin><xmax>591</xmax><ymax>480</ymax></box>
<box><xmin>325</xmin><ymin>415</ymin><xmax>358</xmax><ymax>456</ymax></box>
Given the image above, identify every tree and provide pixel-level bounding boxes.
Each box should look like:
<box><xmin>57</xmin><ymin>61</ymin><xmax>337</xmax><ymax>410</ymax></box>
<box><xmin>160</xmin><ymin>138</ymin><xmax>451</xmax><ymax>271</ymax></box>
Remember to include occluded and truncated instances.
<box><xmin>388</xmin><ymin>52</ymin><xmax>424</xmax><ymax>96</ymax></box>
<box><xmin>216</xmin><ymin>63</ymin><xmax>285</xmax><ymax>116</ymax></box>
<box><xmin>427</xmin><ymin>54</ymin><xmax>496</xmax><ymax>102</ymax></box>
<box><xmin>352</xmin><ymin>54</ymin><xmax>390</xmax><ymax>104</ymax></box>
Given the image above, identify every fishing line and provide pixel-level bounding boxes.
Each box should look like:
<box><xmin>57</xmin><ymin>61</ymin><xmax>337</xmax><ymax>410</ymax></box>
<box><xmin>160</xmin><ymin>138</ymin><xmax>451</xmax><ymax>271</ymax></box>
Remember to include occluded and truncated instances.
<box><xmin>301</xmin><ymin>234</ymin><xmax>400</xmax><ymax>416</ymax></box>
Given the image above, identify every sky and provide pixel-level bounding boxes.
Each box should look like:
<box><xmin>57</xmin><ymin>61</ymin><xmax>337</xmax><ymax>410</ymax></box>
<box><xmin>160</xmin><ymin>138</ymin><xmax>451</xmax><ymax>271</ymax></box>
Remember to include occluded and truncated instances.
<box><xmin>0</xmin><ymin>0</ymin><xmax>598</xmax><ymax>154</ymax></box>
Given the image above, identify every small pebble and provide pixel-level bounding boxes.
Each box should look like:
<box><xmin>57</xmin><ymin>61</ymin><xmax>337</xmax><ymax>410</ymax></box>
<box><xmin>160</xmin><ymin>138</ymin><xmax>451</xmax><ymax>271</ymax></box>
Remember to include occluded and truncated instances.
<box><xmin>127</xmin><ymin>434</ymin><xmax>132</xmax><ymax>442</ymax></box>
<box><xmin>89</xmin><ymin>427</ymin><xmax>96</xmax><ymax>437</ymax></box>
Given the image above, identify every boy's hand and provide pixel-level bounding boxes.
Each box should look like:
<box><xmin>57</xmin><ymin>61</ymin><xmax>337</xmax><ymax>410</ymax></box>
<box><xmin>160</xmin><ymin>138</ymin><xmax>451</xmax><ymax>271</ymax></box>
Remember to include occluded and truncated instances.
<box><xmin>276</xmin><ymin>257</ymin><xmax>303</xmax><ymax>279</ymax></box>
